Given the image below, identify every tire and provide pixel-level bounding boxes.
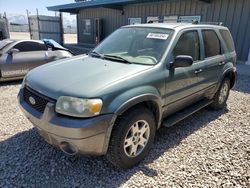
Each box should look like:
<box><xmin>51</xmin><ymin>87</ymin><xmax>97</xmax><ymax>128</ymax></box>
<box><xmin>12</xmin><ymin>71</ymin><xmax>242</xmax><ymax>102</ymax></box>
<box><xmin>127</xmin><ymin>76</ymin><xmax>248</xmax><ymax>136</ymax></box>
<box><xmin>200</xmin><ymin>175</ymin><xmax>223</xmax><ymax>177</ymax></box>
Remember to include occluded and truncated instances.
<box><xmin>106</xmin><ymin>107</ymin><xmax>156</xmax><ymax>169</ymax></box>
<box><xmin>209</xmin><ymin>78</ymin><xmax>231</xmax><ymax>110</ymax></box>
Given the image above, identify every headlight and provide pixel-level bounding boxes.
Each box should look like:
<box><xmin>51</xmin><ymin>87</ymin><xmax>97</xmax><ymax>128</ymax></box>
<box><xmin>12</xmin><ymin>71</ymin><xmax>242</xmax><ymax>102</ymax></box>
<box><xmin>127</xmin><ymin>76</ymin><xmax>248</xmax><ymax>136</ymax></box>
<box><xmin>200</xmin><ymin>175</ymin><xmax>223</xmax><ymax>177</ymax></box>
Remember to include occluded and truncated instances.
<box><xmin>55</xmin><ymin>96</ymin><xmax>103</xmax><ymax>118</ymax></box>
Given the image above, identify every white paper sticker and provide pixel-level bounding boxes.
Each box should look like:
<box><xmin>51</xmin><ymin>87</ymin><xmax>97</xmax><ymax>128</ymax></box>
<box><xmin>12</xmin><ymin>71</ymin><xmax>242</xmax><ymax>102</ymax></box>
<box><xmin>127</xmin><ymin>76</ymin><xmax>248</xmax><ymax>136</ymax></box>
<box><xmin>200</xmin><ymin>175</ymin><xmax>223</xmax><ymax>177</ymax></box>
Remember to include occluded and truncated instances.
<box><xmin>146</xmin><ymin>33</ymin><xmax>169</xmax><ymax>40</ymax></box>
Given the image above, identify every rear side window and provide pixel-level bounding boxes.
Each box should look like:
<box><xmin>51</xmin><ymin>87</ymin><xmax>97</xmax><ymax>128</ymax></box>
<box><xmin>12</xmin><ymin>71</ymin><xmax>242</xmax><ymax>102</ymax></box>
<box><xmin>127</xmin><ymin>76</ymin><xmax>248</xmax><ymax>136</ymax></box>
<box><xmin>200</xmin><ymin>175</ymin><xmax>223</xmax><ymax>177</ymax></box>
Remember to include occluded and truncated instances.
<box><xmin>14</xmin><ymin>41</ymin><xmax>47</xmax><ymax>52</ymax></box>
<box><xmin>220</xmin><ymin>30</ymin><xmax>235</xmax><ymax>52</ymax></box>
<box><xmin>173</xmin><ymin>31</ymin><xmax>200</xmax><ymax>61</ymax></box>
<box><xmin>202</xmin><ymin>30</ymin><xmax>221</xmax><ymax>58</ymax></box>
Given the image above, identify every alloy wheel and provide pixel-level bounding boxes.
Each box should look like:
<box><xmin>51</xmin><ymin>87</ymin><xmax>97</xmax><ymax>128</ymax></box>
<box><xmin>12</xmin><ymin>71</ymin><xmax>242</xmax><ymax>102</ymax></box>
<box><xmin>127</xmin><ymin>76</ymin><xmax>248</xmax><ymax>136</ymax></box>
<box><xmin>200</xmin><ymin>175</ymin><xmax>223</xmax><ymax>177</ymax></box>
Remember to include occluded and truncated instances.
<box><xmin>123</xmin><ymin>120</ymin><xmax>150</xmax><ymax>157</ymax></box>
<box><xmin>219</xmin><ymin>82</ymin><xmax>229</xmax><ymax>104</ymax></box>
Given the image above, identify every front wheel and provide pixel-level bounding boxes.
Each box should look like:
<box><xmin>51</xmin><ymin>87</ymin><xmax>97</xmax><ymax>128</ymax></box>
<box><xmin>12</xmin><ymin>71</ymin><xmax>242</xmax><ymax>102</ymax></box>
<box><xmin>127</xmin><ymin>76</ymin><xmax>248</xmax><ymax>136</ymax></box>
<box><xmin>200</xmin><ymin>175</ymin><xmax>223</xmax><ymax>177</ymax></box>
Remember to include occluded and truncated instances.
<box><xmin>209</xmin><ymin>78</ymin><xmax>231</xmax><ymax>110</ymax></box>
<box><xmin>106</xmin><ymin>107</ymin><xmax>156</xmax><ymax>169</ymax></box>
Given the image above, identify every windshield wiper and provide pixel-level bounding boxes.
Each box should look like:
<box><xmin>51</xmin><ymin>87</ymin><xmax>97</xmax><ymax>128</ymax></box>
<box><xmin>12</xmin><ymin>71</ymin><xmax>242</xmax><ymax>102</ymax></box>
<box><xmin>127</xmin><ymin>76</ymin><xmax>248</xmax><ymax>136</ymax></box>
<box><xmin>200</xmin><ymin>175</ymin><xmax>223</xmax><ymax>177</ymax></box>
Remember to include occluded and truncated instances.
<box><xmin>103</xmin><ymin>54</ymin><xmax>132</xmax><ymax>64</ymax></box>
<box><xmin>89</xmin><ymin>51</ymin><xmax>104</xmax><ymax>58</ymax></box>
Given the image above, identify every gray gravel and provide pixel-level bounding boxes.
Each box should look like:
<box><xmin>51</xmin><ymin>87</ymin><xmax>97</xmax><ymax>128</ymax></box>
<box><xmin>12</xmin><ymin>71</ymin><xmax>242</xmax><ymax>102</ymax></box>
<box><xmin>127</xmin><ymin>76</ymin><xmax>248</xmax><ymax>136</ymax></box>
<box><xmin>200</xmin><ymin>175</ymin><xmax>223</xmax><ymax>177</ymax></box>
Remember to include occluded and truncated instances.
<box><xmin>0</xmin><ymin>68</ymin><xmax>250</xmax><ymax>187</ymax></box>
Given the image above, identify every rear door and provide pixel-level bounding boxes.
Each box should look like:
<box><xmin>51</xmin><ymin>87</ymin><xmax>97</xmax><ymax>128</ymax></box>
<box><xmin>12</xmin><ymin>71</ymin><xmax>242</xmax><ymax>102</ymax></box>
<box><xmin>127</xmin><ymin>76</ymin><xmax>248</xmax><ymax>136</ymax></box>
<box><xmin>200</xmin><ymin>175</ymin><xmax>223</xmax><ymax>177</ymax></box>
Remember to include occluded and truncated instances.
<box><xmin>199</xmin><ymin>29</ymin><xmax>225</xmax><ymax>89</ymax></box>
<box><xmin>0</xmin><ymin>41</ymin><xmax>47</xmax><ymax>78</ymax></box>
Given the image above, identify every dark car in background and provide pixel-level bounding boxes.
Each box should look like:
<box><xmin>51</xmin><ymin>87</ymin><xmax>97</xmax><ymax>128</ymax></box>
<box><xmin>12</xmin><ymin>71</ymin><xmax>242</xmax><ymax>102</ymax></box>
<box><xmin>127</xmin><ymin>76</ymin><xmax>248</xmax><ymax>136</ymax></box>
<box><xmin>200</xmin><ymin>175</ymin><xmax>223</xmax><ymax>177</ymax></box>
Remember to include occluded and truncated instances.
<box><xmin>0</xmin><ymin>39</ymin><xmax>73</xmax><ymax>82</ymax></box>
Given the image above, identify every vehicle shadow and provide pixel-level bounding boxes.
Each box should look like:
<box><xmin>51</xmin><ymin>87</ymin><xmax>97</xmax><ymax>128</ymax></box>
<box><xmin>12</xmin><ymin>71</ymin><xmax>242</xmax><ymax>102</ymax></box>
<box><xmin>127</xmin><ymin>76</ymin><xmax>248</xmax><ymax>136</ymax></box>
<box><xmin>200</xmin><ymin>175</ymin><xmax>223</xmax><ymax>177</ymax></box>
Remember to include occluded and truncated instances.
<box><xmin>0</xmin><ymin>107</ymin><xmax>228</xmax><ymax>187</ymax></box>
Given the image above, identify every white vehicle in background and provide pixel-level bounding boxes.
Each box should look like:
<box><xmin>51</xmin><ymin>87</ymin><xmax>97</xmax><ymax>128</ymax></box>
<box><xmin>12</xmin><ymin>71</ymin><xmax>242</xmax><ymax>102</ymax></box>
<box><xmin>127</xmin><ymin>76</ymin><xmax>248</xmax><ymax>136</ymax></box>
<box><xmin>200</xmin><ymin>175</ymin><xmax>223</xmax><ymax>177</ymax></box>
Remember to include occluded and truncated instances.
<box><xmin>0</xmin><ymin>39</ymin><xmax>73</xmax><ymax>82</ymax></box>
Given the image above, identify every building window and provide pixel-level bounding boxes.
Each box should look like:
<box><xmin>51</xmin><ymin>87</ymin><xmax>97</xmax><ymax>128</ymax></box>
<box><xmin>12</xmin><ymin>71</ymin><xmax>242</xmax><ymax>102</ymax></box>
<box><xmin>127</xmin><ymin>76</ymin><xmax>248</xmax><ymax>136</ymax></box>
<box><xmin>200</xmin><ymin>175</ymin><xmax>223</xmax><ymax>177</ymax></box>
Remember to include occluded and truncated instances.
<box><xmin>128</xmin><ymin>18</ymin><xmax>142</xmax><ymax>25</ymax></box>
<box><xmin>83</xmin><ymin>19</ymin><xmax>91</xmax><ymax>35</ymax></box>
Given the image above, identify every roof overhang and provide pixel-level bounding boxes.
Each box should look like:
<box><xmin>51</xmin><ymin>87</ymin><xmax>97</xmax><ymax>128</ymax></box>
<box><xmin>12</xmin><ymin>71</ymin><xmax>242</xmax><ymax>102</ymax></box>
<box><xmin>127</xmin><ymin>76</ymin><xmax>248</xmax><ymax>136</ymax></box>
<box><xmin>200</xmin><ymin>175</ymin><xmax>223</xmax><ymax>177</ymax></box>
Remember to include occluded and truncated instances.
<box><xmin>47</xmin><ymin>0</ymin><xmax>141</xmax><ymax>13</ymax></box>
<box><xmin>47</xmin><ymin>0</ymin><xmax>212</xmax><ymax>13</ymax></box>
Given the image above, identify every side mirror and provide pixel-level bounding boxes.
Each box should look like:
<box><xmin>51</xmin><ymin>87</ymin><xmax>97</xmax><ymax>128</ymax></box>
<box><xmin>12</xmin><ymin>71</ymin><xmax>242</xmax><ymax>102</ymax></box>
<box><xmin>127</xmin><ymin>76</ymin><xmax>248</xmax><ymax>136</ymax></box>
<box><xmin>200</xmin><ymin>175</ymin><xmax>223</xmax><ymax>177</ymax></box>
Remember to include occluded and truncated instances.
<box><xmin>170</xmin><ymin>55</ymin><xmax>193</xmax><ymax>69</ymax></box>
<box><xmin>8</xmin><ymin>48</ymin><xmax>20</xmax><ymax>55</ymax></box>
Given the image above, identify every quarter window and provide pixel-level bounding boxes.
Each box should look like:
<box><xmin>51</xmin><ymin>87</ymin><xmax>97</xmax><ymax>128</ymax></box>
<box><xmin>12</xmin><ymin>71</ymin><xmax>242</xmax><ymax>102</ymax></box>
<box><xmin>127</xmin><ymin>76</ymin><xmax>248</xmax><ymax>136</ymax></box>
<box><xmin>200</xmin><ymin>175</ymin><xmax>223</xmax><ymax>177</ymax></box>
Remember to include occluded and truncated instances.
<box><xmin>173</xmin><ymin>31</ymin><xmax>200</xmax><ymax>61</ymax></box>
<box><xmin>219</xmin><ymin>30</ymin><xmax>235</xmax><ymax>52</ymax></box>
<box><xmin>202</xmin><ymin>30</ymin><xmax>221</xmax><ymax>58</ymax></box>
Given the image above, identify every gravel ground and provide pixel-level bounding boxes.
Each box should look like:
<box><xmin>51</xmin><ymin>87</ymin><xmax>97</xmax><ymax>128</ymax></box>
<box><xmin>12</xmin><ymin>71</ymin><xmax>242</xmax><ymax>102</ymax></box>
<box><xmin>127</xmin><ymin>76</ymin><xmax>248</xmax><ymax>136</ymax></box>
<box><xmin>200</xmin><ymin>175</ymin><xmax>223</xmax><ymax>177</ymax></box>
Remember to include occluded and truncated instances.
<box><xmin>0</xmin><ymin>68</ymin><xmax>249</xmax><ymax>187</ymax></box>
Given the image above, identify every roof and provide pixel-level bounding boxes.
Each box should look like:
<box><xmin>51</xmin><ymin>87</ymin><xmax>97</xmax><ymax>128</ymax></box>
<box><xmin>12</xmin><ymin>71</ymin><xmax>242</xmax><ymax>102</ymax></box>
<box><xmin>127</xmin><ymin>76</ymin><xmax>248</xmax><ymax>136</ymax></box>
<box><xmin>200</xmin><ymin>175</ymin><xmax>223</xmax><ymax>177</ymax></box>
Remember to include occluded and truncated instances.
<box><xmin>47</xmin><ymin>0</ymin><xmax>162</xmax><ymax>13</ymax></box>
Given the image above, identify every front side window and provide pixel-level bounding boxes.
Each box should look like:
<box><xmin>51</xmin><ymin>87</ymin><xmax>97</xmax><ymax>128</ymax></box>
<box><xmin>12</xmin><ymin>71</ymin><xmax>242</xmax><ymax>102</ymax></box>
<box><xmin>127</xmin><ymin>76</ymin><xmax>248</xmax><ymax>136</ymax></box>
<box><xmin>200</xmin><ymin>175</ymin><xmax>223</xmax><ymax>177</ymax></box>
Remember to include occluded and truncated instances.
<box><xmin>172</xmin><ymin>30</ymin><xmax>200</xmax><ymax>61</ymax></box>
<box><xmin>14</xmin><ymin>41</ymin><xmax>47</xmax><ymax>52</ymax></box>
<box><xmin>94</xmin><ymin>27</ymin><xmax>173</xmax><ymax>65</ymax></box>
<box><xmin>202</xmin><ymin>30</ymin><xmax>221</xmax><ymax>58</ymax></box>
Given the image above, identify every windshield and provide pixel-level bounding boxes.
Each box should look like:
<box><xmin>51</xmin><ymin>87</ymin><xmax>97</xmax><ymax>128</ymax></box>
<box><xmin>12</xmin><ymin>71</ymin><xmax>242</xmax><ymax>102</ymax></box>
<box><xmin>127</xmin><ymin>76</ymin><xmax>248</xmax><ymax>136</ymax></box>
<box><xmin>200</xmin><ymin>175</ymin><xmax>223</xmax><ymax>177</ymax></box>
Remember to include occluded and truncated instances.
<box><xmin>94</xmin><ymin>27</ymin><xmax>173</xmax><ymax>65</ymax></box>
<box><xmin>0</xmin><ymin>39</ymin><xmax>14</xmax><ymax>50</ymax></box>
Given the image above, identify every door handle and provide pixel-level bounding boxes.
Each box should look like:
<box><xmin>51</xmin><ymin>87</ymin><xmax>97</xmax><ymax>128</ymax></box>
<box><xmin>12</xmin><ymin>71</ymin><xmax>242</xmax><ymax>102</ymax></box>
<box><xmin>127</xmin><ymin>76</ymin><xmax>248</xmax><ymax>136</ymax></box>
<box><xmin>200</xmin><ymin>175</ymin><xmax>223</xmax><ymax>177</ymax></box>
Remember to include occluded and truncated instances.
<box><xmin>219</xmin><ymin>61</ymin><xmax>225</xmax><ymax>66</ymax></box>
<box><xmin>194</xmin><ymin>69</ymin><xmax>203</xmax><ymax>74</ymax></box>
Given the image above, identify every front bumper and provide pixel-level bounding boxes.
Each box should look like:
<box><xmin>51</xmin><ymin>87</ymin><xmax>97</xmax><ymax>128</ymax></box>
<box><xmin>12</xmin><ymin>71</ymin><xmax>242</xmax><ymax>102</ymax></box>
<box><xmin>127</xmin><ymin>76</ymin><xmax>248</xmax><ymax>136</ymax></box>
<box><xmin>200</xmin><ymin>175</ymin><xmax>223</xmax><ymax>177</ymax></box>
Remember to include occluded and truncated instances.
<box><xmin>18</xmin><ymin>88</ymin><xmax>114</xmax><ymax>155</ymax></box>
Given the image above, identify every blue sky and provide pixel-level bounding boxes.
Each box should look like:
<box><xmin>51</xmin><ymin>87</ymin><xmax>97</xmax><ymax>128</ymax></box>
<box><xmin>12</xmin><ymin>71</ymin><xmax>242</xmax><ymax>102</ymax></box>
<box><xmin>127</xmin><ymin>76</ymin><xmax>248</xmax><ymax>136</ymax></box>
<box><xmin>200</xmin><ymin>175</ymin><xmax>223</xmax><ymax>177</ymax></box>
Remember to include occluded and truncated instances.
<box><xmin>0</xmin><ymin>0</ymin><xmax>74</xmax><ymax>16</ymax></box>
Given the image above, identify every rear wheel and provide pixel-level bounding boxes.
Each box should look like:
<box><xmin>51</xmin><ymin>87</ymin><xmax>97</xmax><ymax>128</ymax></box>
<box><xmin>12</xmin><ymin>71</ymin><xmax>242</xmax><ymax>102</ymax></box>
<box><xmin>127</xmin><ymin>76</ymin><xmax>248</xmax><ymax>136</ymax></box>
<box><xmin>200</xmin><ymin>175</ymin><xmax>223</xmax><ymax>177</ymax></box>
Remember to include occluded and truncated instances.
<box><xmin>209</xmin><ymin>78</ymin><xmax>231</xmax><ymax>110</ymax></box>
<box><xmin>106</xmin><ymin>107</ymin><xmax>156</xmax><ymax>169</ymax></box>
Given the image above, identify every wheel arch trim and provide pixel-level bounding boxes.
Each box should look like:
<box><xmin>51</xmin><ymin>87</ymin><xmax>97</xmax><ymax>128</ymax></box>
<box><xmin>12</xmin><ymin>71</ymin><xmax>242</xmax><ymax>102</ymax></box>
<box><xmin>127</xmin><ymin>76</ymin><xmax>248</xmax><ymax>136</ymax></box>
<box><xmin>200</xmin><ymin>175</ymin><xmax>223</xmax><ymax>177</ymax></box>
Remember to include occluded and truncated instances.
<box><xmin>222</xmin><ymin>66</ymin><xmax>237</xmax><ymax>88</ymax></box>
<box><xmin>215</xmin><ymin>66</ymin><xmax>237</xmax><ymax>93</ymax></box>
<box><xmin>102</xmin><ymin>94</ymin><xmax>163</xmax><ymax>154</ymax></box>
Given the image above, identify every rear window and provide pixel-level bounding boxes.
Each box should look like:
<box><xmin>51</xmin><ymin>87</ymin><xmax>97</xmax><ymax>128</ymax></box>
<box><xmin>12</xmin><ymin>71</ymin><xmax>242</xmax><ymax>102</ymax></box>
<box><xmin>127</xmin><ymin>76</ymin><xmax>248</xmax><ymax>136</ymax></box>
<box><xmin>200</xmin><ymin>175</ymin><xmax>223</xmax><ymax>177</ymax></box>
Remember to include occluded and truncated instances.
<box><xmin>220</xmin><ymin>29</ymin><xmax>235</xmax><ymax>52</ymax></box>
<box><xmin>202</xmin><ymin>30</ymin><xmax>221</xmax><ymax>58</ymax></box>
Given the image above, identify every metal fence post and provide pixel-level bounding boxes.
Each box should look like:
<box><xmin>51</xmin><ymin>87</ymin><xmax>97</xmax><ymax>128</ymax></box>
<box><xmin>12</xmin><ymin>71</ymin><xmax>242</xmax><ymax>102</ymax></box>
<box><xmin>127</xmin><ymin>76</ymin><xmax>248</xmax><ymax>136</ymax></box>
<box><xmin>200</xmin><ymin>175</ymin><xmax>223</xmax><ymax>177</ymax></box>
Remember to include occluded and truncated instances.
<box><xmin>26</xmin><ymin>10</ymin><xmax>32</xmax><ymax>39</ymax></box>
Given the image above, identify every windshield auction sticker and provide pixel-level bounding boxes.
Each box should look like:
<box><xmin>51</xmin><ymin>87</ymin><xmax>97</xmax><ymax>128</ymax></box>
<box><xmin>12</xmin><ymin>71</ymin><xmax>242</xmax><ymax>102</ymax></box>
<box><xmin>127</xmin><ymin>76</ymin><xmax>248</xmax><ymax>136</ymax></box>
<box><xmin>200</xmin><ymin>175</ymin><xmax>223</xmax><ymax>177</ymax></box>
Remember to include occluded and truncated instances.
<box><xmin>146</xmin><ymin>33</ymin><xmax>169</xmax><ymax>40</ymax></box>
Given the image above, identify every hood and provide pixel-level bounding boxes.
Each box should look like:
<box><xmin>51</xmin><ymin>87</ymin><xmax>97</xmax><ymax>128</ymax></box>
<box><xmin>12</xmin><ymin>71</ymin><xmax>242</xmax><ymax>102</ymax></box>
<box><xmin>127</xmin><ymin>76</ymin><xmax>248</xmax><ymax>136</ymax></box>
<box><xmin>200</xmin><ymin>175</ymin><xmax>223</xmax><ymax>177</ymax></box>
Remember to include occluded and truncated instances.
<box><xmin>26</xmin><ymin>55</ymin><xmax>152</xmax><ymax>99</ymax></box>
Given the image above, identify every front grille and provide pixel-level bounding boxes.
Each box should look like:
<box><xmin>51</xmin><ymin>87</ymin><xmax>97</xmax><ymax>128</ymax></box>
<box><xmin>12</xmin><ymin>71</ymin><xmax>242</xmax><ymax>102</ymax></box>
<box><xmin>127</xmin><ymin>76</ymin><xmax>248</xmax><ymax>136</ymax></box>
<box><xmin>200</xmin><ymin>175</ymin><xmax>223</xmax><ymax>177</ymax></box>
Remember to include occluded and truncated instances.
<box><xmin>23</xmin><ymin>86</ymin><xmax>52</xmax><ymax>113</ymax></box>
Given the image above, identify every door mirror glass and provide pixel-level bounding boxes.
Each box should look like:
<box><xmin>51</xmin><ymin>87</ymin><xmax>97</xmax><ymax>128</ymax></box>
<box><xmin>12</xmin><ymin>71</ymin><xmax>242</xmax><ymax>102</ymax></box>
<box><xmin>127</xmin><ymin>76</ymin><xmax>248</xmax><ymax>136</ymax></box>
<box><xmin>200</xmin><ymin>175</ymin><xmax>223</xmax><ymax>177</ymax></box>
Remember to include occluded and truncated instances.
<box><xmin>8</xmin><ymin>48</ymin><xmax>20</xmax><ymax>54</ymax></box>
<box><xmin>171</xmin><ymin>55</ymin><xmax>193</xmax><ymax>68</ymax></box>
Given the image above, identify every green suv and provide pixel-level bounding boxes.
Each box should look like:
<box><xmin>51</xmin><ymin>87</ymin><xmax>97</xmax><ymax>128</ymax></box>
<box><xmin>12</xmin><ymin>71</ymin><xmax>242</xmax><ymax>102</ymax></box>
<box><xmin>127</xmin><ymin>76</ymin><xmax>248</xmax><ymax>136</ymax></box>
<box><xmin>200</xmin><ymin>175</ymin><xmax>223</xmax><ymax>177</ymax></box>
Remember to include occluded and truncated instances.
<box><xmin>18</xmin><ymin>23</ymin><xmax>237</xmax><ymax>169</ymax></box>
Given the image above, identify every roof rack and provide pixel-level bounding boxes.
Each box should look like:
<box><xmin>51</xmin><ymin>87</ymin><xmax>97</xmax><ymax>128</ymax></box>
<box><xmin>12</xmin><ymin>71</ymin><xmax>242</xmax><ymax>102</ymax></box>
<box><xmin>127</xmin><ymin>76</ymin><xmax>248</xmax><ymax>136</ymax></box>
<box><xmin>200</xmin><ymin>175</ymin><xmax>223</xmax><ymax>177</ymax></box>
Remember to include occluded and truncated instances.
<box><xmin>192</xmin><ymin>21</ymin><xmax>224</xmax><ymax>26</ymax></box>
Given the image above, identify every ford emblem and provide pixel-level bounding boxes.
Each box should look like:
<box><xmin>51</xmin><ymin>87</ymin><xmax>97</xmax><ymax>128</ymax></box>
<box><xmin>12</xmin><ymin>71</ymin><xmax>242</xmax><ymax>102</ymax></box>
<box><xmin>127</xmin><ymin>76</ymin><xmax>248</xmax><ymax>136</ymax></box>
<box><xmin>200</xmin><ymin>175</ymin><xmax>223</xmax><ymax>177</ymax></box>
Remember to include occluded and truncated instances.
<box><xmin>29</xmin><ymin>96</ymin><xmax>36</xmax><ymax>105</ymax></box>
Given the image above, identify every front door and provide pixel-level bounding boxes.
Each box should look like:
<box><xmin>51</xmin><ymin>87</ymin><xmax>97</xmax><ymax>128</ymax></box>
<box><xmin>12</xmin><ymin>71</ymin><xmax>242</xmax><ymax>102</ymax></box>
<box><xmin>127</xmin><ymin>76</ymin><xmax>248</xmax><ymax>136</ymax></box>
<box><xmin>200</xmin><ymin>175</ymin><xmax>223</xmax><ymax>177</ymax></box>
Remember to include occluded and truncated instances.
<box><xmin>94</xmin><ymin>18</ymin><xmax>103</xmax><ymax>44</ymax></box>
<box><xmin>164</xmin><ymin>30</ymin><xmax>203</xmax><ymax>116</ymax></box>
